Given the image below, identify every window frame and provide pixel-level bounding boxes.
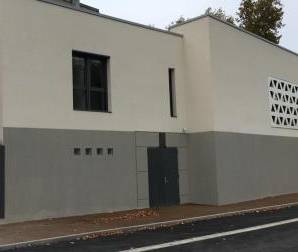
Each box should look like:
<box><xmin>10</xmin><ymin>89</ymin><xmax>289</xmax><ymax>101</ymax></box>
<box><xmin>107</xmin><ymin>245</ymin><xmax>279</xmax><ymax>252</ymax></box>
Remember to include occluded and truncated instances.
<box><xmin>72</xmin><ymin>50</ymin><xmax>111</xmax><ymax>113</ymax></box>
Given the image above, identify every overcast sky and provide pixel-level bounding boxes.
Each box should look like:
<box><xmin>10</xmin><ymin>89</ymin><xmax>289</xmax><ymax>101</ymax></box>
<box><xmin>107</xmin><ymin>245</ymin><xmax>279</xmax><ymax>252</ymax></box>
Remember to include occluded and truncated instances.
<box><xmin>82</xmin><ymin>0</ymin><xmax>298</xmax><ymax>53</ymax></box>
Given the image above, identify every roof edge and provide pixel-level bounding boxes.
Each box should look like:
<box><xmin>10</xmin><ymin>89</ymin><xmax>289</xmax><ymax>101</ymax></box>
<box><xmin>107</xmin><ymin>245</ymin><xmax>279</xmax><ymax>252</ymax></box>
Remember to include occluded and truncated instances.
<box><xmin>168</xmin><ymin>14</ymin><xmax>209</xmax><ymax>30</ymax></box>
<box><xmin>37</xmin><ymin>0</ymin><xmax>183</xmax><ymax>38</ymax></box>
<box><xmin>79</xmin><ymin>3</ymin><xmax>99</xmax><ymax>13</ymax></box>
<box><xmin>170</xmin><ymin>14</ymin><xmax>298</xmax><ymax>58</ymax></box>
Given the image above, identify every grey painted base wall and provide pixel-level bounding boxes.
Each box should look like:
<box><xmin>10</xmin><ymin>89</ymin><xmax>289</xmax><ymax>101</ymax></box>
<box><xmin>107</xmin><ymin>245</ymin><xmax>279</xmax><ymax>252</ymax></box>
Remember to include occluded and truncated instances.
<box><xmin>189</xmin><ymin>132</ymin><xmax>298</xmax><ymax>205</ymax></box>
<box><xmin>188</xmin><ymin>132</ymin><xmax>218</xmax><ymax>205</ymax></box>
<box><xmin>1</xmin><ymin>128</ymin><xmax>189</xmax><ymax>224</ymax></box>
<box><xmin>2</xmin><ymin>128</ymin><xmax>298</xmax><ymax>224</ymax></box>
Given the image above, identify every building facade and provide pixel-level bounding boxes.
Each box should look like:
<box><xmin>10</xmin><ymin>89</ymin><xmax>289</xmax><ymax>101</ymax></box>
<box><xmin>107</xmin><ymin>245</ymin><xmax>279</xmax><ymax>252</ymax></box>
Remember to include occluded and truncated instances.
<box><xmin>0</xmin><ymin>0</ymin><xmax>298</xmax><ymax>224</ymax></box>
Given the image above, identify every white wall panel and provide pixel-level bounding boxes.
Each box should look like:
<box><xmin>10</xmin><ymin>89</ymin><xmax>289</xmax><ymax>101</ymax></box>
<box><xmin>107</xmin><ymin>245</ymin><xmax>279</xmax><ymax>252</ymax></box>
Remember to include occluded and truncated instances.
<box><xmin>209</xmin><ymin>18</ymin><xmax>298</xmax><ymax>137</ymax></box>
<box><xmin>0</xmin><ymin>0</ymin><xmax>187</xmax><ymax>133</ymax></box>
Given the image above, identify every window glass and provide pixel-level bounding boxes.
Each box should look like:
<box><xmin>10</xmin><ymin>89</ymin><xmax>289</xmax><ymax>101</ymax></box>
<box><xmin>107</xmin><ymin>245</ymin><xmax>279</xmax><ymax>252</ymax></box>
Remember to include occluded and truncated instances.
<box><xmin>73</xmin><ymin>57</ymin><xmax>86</xmax><ymax>88</ymax></box>
<box><xmin>73</xmin><ymin>90</ymin><xmax>87</xmax><ymax>110</ymax></box>
<box><xmin>72</xmin><ymin>51</ymin><xmax>110</xmax><ymax>112</ymax></box>
<box><xmin>169</xmin><ymin>68</ymin><xmax>177</xmax><ymax>117</ymax></box>
<box><xmin>89</xmin><ymin>59</ymin><xmax>106</xmax><ymax>89</ymax></box>
<box><xmin>90</xmin><ymin>91</ymin><xmax>106</xmax><ymax>111</ymax></box>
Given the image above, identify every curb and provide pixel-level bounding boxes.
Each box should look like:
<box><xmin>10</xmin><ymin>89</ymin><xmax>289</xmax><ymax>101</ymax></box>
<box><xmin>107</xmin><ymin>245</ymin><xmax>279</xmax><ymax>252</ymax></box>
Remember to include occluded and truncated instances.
<box><xmin>1</xmin><ymin>201</ymin><xmax>298</xmax><ymax>251</ymax></box>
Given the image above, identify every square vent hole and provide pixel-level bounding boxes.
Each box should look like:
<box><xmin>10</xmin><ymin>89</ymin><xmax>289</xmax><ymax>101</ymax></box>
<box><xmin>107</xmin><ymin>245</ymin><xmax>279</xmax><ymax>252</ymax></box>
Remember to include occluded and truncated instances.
<box><xmin>74</xmin><ymin>148</ymin><xmax>81</xmax><ymax>155</ymax></box>
<box><xmin>97</xmin><ymin>148</ymin><xmax>103</xmax><ymax>155</ymax></box>
<box><xmin>85</xmin><ymin>148</ymin><xmax>92</xmax><ymax>156</ymax></box>
<box><xmin>107</xmin><ymin>148</ymin><xmax>114</xmax><ymax>156</ymax></box>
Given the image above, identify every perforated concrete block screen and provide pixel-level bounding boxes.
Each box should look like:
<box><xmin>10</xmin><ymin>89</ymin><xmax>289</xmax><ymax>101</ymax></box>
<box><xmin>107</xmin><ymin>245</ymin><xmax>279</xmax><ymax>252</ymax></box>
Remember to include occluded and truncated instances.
<box><xmin>269</xmin><ymin>77</ymin><xmax>298</xmax><ymax>129</ymax></box>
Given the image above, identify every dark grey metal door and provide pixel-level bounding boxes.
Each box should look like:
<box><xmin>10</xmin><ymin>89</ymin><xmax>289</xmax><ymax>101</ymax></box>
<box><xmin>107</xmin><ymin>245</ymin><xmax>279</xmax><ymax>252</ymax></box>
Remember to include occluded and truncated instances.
<box><xmin>148</xmin><ymin>148</ymin><xmax>180</xmax><ymax>208</ymax></box>
<box><xmin>0</xmin><ymin>145</ymin><xmax>5</xmax><ymax>218</ymax></box>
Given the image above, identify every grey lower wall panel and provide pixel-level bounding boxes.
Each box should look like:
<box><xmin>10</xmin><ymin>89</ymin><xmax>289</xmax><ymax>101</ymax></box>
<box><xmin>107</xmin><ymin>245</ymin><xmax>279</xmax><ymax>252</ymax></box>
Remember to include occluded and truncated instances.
<box><xmin>5</xmin><ymin>127</ymin><xmax>297</xmax><ymax>221</ymax></box>
<box><xmin>4</xmin><ymin>128</ymin><xmax>138</xmax><ymax>222</ymax></box>
<box><xmin>137</xmin><ymin>171</ymin><xmax>149</xmax><ymax>200</ymax></box>
<box><xmin>3</xmin><ymin>129</ymin><xmax>189</xmax><ymax>222</ymax></box>
<box><xmin>189</xmin><ymin>132</ymin><xmax>298</xmax><ymax>206</ymax></box>
<box><xmin>178</xmin><ymin>147</ymin><xmax>190</xmax><ymax>201</ymax></box>
<box><xmin>166</xmin><ymin>133</ymin><xmax>188</xmax><ymax>148</ymax></box>
<box><xmin>178</xmin><ymin>147</ymin><xmax>188</xmax><ymax>172</ymax></box>
<box><xmin>136</xmin><ymin>132</ymin><xmax>159</xmax><ymax>147</ymax></box>
<box><xmin>215</xmin><ymin>132</ymin><xmax>298</xmax><ymax>205</ymax></box>
<box><xmin>136</xmin><ymin>147</ymin><xmax>148</xmax><ymax>172</ymax></box>
<box><xmin>0</xmin><ymin>145</ymin><xmax>4</xmax><ymax>219</ymax></box>
<box><xmin>188</xmin><ymin>132</ymin><xmax>218</xmax><ymax>205</ymax></box>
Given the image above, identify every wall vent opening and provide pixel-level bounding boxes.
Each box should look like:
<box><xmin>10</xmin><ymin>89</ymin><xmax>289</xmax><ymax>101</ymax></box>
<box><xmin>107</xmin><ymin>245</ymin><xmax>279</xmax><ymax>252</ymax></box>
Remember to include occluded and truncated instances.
<box><xmin>269</xmin><ymin>77</ymin><xmax>298</xmax><ymax>129</ymax></box>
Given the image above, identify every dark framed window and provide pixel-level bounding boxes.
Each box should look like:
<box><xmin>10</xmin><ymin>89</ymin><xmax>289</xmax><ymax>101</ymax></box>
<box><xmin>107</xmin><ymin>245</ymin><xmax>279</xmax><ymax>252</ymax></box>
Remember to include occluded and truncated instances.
<box><xmin>72</xmin><ymin>51</ymin><xmax>110</xmax><ymax>112</ymax></box>
<box><xmin>168</xmin><ymin>68</ymin><xmax>177</xmax><ymax>117</ymax></box>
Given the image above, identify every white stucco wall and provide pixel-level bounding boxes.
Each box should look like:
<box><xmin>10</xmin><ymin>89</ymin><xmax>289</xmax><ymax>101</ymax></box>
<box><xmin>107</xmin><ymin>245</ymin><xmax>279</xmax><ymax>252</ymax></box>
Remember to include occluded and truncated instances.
<box><xmin>173</xmin><ymin>16</ymin><xmax>298</xmax><ymax>137</ymax></box>
<box><xmin>0</xmin><ymin>0</ymin><xmax>187</xmax><ymax>133</ymax></box>
<box><xmin>171</xmin><ymin>18</ymin><xmax>216</xmax><ymax>133</ymax></box>
<box><xmin>209</xmin><ymin>17</ymin><xmax>298</xmax><ymax>137</ymax></box>
<box><xmin>1</xmin><ymin>3</ymin><xmax>298</xmax><ymax>137</ymax></box>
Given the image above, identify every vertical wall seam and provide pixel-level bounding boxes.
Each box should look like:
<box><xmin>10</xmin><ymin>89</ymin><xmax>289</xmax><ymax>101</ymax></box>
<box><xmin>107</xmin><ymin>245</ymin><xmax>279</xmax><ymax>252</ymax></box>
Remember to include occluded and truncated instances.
<box><xmin>185</xmin><ymin>134</ymin><xmax>191</xmax><ymax>202</ymax></box>
<box><xmin>213</xmin><ymin>131</ymin><xmax>220</xmax><ymax>205</ymax></box>
<box><xmin>134</xmin><ymin>131</ymin><xmax>140</xmax><ymax>208</ymax></box>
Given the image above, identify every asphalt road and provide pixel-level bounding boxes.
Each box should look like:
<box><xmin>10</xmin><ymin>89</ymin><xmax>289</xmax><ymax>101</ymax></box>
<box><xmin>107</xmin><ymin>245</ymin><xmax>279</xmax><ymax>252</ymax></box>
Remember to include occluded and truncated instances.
<box><xmin>160</xmin><ymin>222</ymin><xmax>298</xmax><ymax>252</ymax></box>
<box><xmin>7</xmin><ymin>205</ymin><xmax>298</xmax><ymax>252</ymax></box>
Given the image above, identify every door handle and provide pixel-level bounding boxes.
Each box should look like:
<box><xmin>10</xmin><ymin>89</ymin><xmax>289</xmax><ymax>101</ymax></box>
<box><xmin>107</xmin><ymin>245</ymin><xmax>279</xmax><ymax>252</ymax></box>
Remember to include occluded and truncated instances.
<box><xmin>164</xmin><ymin>177</ymin><xmax>168</xmax><ymax>184</ymax></box>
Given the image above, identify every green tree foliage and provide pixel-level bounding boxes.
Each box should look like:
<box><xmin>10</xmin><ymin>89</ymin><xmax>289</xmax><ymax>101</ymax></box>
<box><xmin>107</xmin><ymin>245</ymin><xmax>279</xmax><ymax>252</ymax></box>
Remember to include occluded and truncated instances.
<box><xmin>167</xmin><ymin>16</ymin><xmax>187</xmax><ymax>29</ymax></box>
<box><xmin>167</xmin><ymin>0</ymin><xmax>284</xmax><ymax>43</ymax></box>
<box><xmin>237</xmin><ymin>0</ymin><xmax>284</xmax><ymax>44</ymax></box>
<box><xmin>205</xmin><ymin>7</ymin><xmax>235</xmax><ymax>24</ymax></box>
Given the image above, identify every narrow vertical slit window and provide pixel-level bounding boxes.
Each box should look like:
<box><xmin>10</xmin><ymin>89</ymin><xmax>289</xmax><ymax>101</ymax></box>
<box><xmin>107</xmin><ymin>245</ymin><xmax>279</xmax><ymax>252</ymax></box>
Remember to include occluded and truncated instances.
<box><xmin>168</xmin><ymin>68</ymin><xmax>177</xmax><ymax>117</ymax></box>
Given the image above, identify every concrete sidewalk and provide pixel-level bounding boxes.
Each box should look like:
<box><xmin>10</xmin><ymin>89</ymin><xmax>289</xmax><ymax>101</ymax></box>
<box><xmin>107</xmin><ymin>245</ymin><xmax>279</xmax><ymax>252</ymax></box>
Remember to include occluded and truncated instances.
<box><xmin>1</xmin><ymin>193</ymin><xmax>298</xmax><ymax>249</ymax></box>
